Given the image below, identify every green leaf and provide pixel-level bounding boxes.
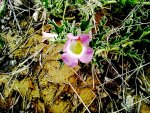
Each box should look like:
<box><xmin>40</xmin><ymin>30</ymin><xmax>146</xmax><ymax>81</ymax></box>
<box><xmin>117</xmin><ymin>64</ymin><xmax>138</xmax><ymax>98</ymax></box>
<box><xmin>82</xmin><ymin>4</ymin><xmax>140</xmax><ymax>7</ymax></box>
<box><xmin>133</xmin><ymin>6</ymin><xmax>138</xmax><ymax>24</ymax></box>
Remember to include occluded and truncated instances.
<box><xmin>141</xmin><ymin>39</ymin><xmax>150</xmax><ymax>43</ymax></box>
<box><xmin>41</xmin><ymin>0</ymin><xmax>50</xmax><ymax>8</ymax></box>
<box><xmin>48</xmin><ymin>20</ymin><xmax>64</xmax><ymax>34</ymax></box>
<box><xmin>140</xmin><ymin>26</ymin><xmax>150</xmax><ymax>39</ymax></box>
<box><xmin>118</xmin><ymin>0</ymin><xmax>126</xmax><ymax>5</ymax></box>
<box><xmin>100</xmin><ymin>16</ymin><xmax>107</xmax><ymax>26</ymax></box>
<box><xmin>0</xmin><ymin>38</ymin><xmax>4</xmax><ymax>50</ymax></box>
<box><xmin>126</xmin><ymin>50</ymin><xmax>141</xmax><ymax>60</ymax></box>
<box><xmin>0</xmin><ymin>0</ymin><xmax>6</xmax><ymax>17</ymax></box>
<box><xmin>80</xmin><ymin>15</ymin><xmax>92</xmax><ymax>31</ymax></box>
<box><xmin>118</xmin><ymin>0</ymin><xmax>139</xmax><ymax>6</ymax></box>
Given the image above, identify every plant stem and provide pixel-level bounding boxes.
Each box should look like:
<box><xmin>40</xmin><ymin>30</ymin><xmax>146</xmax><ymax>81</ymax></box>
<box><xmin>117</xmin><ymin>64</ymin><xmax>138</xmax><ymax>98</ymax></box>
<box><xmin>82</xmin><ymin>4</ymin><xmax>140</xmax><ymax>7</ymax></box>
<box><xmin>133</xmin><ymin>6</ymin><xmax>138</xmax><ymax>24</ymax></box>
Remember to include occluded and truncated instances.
<box><xmin>63</xmin><ymin>0</ymin><xmax>68</xmax><ymax>21</ymax></box>
<box><xmin>103</xmin><ymin>1</ymin><xmax>150</xmax><ymax>6</ymax></box>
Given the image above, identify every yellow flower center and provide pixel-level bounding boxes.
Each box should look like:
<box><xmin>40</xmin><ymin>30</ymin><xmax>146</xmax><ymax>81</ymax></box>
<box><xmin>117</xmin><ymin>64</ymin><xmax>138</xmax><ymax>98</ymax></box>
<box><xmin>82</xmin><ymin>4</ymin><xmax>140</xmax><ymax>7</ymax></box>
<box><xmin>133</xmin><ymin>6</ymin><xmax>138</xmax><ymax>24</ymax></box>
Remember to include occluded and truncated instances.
<box><xmin>70</xmin><ymin>40</ymin><xmax>83</xmax><ymax>55</ymax></box>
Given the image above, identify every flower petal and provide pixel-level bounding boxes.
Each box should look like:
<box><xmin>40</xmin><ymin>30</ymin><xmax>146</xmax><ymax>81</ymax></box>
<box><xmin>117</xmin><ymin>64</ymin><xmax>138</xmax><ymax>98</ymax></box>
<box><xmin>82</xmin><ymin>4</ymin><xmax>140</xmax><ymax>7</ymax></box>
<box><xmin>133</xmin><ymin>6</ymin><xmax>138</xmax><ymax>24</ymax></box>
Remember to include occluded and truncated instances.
<box><xmin>62</xmin><ymin>53</ymin><xmax>78</xmax><ymax>67</ymax></box>
<box><xmin>67</xmin><ymin>33</ymin><xmax>79</xmax><ymax>40</ymax></box>
<box><xmin>42</xmin><ymin>32</ymin><xmax>58</xmax><ymax>42</ymax></box>
<box><xmin>42</xmin><ymin>32</ymin><xmax>58</xmax><ymax>38</ymax></box>
<box><xmin>79</xmin><ymin>34</ymin><xmax>90</xmax><ymax>45</ymax></box>
<box><xmin>63</xmin><ymin>40</ymin><xmax>70</xmax><ymax>52</ymax></box>
<box><xmin>79</xmin><ymin>47</ymin><xmax>93</xmax><ymax>63</ymax></box>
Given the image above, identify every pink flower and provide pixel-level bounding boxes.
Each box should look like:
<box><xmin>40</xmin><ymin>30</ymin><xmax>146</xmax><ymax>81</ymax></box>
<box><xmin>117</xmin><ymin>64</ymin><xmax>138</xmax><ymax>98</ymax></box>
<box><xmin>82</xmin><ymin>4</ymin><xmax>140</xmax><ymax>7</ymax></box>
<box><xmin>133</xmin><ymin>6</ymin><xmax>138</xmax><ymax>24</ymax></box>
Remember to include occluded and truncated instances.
<box><xmin>62</xmin><ymin>33</ymin><xmax>93</xmax><ymax>67</ymax></box>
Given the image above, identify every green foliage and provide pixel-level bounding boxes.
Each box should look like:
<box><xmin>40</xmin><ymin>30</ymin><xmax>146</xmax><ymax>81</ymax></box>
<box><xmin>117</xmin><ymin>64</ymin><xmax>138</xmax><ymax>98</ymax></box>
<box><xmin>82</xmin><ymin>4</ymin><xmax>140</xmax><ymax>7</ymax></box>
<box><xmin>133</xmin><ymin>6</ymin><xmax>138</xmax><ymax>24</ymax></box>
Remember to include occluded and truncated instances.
<box><xmin>41</xmin><ymin>0</ymin><xmax>49</xmax><ymax>8</ymax></box>
<box><xmin>0</xmin><ymin>0</ymin><xmax>6</xmax><ymax>17</ymax></box>
<box><xmin>40</xmin><ymin>0</ymin><xmax>84</xmax><ymax>19</ymax></box>
<box><xmin>80</xmin><ymin>15</ymin><xmax>92</xmax><ymax>31</ymax></box>
<box><xmin>92</xmin><ymin>6</ymin><xmax>150</xmax><ymax>67</ymax></box>
<box><xmin>118</xmin><ymin>0</ymin><xmax>139</xmax><ymax>5</ymax></box>
<box><xmin>48</xmin><ymin>20</ymin><xmax>78</xmax><ymax>43</ymax></box>
<box><xmin>48</xmin><ymin>17</ymin><xmax>92</xmax><ymax>43</ymax></box>
<box><xmin>140</xmin><ymin>26</ymin><xmax>150</xmax><ymax>39</ymax></box>
<box><xmin>0</xmin><ymin>37</ymin><xmax>4</xmax><ymax>50</ymax></box>
<box><xmin>41</xmin><ymin>0</ymin><xmax>65</xmax><ymax>18</ymax></box>
<box><xmin>48</xmin><ymin>20</ymin><xmax>64</xmax><ymax>35</ymax></box>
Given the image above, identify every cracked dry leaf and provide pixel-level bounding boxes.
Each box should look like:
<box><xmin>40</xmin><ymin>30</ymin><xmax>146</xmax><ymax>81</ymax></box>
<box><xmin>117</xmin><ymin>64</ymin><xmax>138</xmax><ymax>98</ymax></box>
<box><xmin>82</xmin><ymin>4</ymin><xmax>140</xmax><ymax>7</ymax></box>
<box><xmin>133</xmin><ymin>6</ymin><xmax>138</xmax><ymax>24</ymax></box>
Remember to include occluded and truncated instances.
<box><xmin>0</xmin><ymin>31</ymin><xmax>96</xmax><ymax>112</ymax></box>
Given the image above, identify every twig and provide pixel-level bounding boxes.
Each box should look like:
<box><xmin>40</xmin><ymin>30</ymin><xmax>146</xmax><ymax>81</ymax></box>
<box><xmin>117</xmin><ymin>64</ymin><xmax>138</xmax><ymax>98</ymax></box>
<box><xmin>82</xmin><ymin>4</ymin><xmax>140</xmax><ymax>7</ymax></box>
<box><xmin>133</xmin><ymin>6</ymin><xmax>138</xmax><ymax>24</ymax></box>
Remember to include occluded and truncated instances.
<box><xmin>69</xmin><ymin>83</ymin><xmax>91</xmax><ymax>113</ymax></box>
<box><xmin>8</xmin><ymin>0</ymin><xmax>22</xmax><ymax>34</ymax></box>
<box><xmin>70</xmin><ymin>67</ymin><xmax>87</xmax><ymax>85</ymax></box>
<box><xmin>113</xmin><ymin>96</ymin><xmax>150</xmax><ymax>113</ymax></box>
<box><xmin>100</xmin><ymin>62</ymin><xmax>150</xmax><ymax>87</ymax></box>
<box><xmin>10</xmin><ymin>27</ymin><xmax>42</xmax><ymax>54</ymax></box>
<box><xmin>83</xmin><ymin>96</ymin><xmax>96</xmax><ymax>113</ymax></box>
<box><xmin>17</xmin><ymin>46</ymin><xmax>45</xmax><ymax>67</ymax></box>
<box><xmin>13</xmin><ymin>6</ymin><xmax>28</xmax><ymax>11</ymax></box>
<box><xmin>105</xmin><ymin>58</ymin><xmax>129</xmax><ymax>86</ymax></box>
